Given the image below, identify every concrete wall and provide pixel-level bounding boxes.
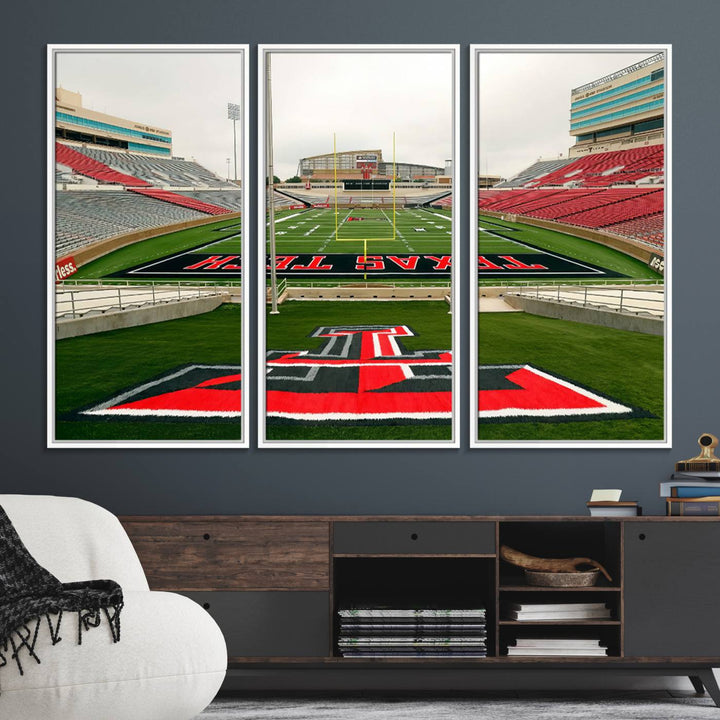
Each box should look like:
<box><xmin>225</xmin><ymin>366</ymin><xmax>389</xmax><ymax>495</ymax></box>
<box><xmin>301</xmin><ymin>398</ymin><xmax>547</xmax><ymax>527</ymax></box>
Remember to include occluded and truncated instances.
<box><xmin>56</xmin><ymin>295</ymin><xmax>226</xmax><ymax>339</ymax></box>
<box><xmin>505</xmin><ymin>295</ymin><xmax>664</xmax><ymax>335</ymax></box>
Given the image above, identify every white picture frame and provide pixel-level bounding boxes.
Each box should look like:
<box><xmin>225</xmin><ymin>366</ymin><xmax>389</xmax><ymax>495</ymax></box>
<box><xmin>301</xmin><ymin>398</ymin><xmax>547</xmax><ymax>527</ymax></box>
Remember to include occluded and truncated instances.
<box><xmin>47</xmin><ymin>44</ymin><xmax>250</xmax><ymax>448</ymax></box>
<box><xmin>470</xmin><ymin>44</ymin><xmax>671</xmax><ymax>448</ymax></box>
<box><xmin>258</xmin><ymin>44</ymin><xmax>460</xmax><ymax>449</ymax></box>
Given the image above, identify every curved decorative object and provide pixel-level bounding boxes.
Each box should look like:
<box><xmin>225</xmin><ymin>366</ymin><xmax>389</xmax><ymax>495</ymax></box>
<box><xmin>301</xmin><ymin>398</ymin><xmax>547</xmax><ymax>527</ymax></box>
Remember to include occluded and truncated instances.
<box><xmin>500</xmin><ymin>544</ymin><xmax>613</xmax><ymax>583</ymax></box>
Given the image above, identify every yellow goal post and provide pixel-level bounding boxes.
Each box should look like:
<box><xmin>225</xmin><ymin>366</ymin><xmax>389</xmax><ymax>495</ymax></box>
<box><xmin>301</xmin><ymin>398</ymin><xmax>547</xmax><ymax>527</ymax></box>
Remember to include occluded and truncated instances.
<box><xmin>333</xmin><ymin>133</ymin><xmax>398</xmax><ymax>264</ymax></box>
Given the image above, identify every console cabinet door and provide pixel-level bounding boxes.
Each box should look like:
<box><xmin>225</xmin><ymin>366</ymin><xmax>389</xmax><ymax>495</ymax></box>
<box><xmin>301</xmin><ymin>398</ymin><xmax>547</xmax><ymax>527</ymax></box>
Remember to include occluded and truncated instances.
<box><xmin>624</xmin><ymin>522</ymin><xmax>720</xmax><ymax>658</ymax></box>
<box><xmin>184</xmin><ymin>591</ymin><xmax>330</xmax><ymax>658</ymax></box>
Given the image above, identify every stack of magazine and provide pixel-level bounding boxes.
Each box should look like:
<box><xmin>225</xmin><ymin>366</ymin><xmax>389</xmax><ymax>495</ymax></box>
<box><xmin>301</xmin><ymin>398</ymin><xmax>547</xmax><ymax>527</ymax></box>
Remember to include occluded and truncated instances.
<box><xmin>337</xmin><ymin>607</ymin><xmax>487</xmax><ymax>657</ymax></box>
<box><xmin>505</xmin><ymin>602</ymin><xmax>612</xmax><ymax>621</ymax></box>
<box><xmin>507</xmin><ymin>637</ymin><xmax>608</xmax><ymax>657</ymax></box>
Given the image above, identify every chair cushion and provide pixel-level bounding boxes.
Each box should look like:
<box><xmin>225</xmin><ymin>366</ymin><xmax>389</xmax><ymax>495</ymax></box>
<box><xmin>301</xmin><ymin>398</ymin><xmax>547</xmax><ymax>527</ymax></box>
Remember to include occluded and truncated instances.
<box><xmin>0</xmin><ymin>495</ymin><xmax>149</xmax><ymax>591</ymax></box>
<box><xmin>0</xmin><ymin>591</ymin><xmax>227</xmax><ymax>720</ymax></box>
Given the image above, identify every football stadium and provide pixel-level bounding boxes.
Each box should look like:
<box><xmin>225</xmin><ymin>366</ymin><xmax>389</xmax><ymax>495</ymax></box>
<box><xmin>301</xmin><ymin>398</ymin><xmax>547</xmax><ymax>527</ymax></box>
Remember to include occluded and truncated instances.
<box><xmin>262</xmin><ymin>49</ymin><xmax>456</xmax><ymax>443</ymax></box>
<box><xmin>474</xmin><ymin>50</ymin><xmax>666</xmax><ymax>443</ymax></box>
<box><xmin>52</xmin><ymin>51</ymin><xmax>246</xmax><ymax>443</ymax></box>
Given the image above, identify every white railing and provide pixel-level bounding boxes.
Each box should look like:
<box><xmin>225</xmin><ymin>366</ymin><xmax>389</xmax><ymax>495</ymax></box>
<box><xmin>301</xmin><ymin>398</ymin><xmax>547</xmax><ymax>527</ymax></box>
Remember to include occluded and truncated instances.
<box><xmin>478</xmin><ymin>277</ymin><xmax>663</xmax><ymax>288</ymax></box>
<box><xmin>56</xmin><ymin>284</ymin><xmax>227</xmax><ymax>319</ymax></box>
<box><xmin>59</xmin><ymin>278</ymin><xmax>242</xmax><ymax>289</ymax></box>
<box><xmin>506</xmin><ymin>285</ymin><xmax>665</xmax><ymax>318</ymax></box>
<box><xmin>284</xmin><ymin>280</ymin><xmax>452</xmax><ymax>289</ymax></box>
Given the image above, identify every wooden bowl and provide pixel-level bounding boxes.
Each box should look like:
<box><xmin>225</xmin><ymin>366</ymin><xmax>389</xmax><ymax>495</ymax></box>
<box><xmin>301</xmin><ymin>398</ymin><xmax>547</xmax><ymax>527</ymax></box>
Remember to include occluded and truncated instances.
<box><xmin>524</xmin><ymin>568</ymin><xmax>600</xmax><ymax>587</ymax></box>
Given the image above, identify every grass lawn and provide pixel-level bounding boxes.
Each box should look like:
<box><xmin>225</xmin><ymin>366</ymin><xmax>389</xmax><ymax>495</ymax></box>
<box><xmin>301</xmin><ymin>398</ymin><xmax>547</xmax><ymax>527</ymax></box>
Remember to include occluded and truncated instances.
<box><xmin>71</xmin><ymin>218</ymin><xmax>242</xmax><ymax>280</ymax></box>
<box><xmin>265</xmin><ymin>300</ymin><xmax>453</xmax><ymax>441</ymax></box>
<box><xmin>479</xmin><ymin>215</ymin><xmax>662</xmax><ymax>281</ymax></box>
<box><xmin>55</xmin><ymin>305</ymin><xmax>242</xmax><ymax>441</ymax></box>
<box><xmin>477</xmin><ymin>312</ymin><xmax>665</xmax><ymax>441</ymax></box>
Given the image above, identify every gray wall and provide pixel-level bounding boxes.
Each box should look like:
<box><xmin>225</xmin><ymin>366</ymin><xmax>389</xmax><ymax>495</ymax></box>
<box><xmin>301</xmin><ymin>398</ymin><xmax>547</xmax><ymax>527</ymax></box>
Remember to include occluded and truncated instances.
<box><xmin>5</xmin><ymin>0</ymin><xmax>719</xmax><ymax>518</ymax></box>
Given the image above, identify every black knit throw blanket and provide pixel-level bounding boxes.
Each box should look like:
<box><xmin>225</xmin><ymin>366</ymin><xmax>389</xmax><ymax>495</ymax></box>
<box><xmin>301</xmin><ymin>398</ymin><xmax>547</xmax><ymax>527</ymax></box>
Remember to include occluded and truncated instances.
<box><xmin>0</xmin><ymin>504</ymin><xmax>123</xmax><ymax>683</ymax></box>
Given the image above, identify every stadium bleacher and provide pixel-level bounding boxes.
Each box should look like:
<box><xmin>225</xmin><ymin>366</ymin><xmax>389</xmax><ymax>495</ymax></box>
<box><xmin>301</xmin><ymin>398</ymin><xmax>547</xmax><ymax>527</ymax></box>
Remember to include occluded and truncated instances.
<box><xmin>56</xmin><ymin>191</ymin><xmax>207</xmax><ymax>255</ymax></box>
<box><xmin>495</xmin><ymin>158</ymin><xmax>576</xmax><ymax>188</ymax></box>
<box><xmin>178</xmin><ymin>190</ymin><xmax>243</xmax><ymax>212</ymax></box>
<box><xmin>557</xmin><ymin>189</ymin><xmax>663</xmax><ymax>229</ymax></box>
<box><xmin>523</xmin><ymin>146</ymin><xmax>663</xmax><ymax>188</ymax></box>
<box><xmin>54</xmin><ymin>142</ymin><xmax>241</xmax><ymax>253</ymax></box>
<box><xmin>56</xmin><ymin>143</ymin><xmax>150</xmax><ymax>187</ymax></box>
<box><xmin>605</xmin><ymin>213</ymin><xmax>664</xmax><ymax>248</ymax></box>
<box><xmin>479</xmin><ymin>187</ymin><xmax>664</xmax><ymax>247</ymax></box>
<box><xmin>66</xmin><ymin>146</ymin><xmax>234</xmax><ymax>188</ymax></box>
<box><xmin>478</xmin><ymin>145</ymin><xmax>665</xmax><ymax>246</ymax></box>
<box><xmin>129</xmin><ymin>188</ymin><xmax>232</xmax><ymax>216</ymax></box>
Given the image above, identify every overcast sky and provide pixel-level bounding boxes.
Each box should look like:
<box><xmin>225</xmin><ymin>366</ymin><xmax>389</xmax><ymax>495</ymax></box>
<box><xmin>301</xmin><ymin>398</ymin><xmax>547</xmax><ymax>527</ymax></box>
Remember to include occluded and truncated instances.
<box><xmin>56</xmin><ymin>51</ymin><xmax>243</xmax><ymax>179</ymax></box>
<box><xmin>268</xmin><ymin>51</ymin><xmax>453</xmax><ymax>180</ymax></box>
<box><xmin>478</xmin><ymin>51</ymin><xmax>657</xmax><ymax>179</ymax></box>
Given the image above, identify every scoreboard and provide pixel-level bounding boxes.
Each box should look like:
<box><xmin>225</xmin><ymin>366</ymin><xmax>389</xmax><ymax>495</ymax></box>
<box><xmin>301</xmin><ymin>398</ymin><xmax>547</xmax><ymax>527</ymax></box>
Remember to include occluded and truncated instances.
<box><xmin>343</xmin><ymin>179</ymin><xmax>390</xmax><ymax>191</ymax></box>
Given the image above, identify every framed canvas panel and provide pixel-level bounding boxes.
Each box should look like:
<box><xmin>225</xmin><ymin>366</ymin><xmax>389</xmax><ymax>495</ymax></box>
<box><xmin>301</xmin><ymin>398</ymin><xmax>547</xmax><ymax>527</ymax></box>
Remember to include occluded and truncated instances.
<box><xmin>470</xmin><ymin>45</ymin><xmax>671</xmax><ymax>448</ymax></box>
<box><xmin>258</xmin><ymin>45</ymin><xmax>460</xmax><ymax>448</ymax></box>
<box><xmin>48</xmin><ymin>45</ymin><xmax>249</xmax><ymax>448</ymax></box>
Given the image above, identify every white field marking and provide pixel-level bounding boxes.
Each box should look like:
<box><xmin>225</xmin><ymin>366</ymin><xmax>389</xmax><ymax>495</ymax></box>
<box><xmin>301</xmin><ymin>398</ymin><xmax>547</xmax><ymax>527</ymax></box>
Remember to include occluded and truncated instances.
<box><xmin>395</xmin><ymin>226</ymin><xmax>413</xmax><ymax>253</ymax></box>
<box><xmin>268</xmin><ymin>411</ymin><xmax>451</xmax><ymax>420</ymax></box>
<box><xmin>267</xmin><ymin>211</ymin><xmax>306</xmax><ymax>226</ymax></box>
<box><xmin>288</xmin><ymin>225</ymin><xmax>298</xmax><ymax>229</ymax></box>
<box><xmin>318</xmin><ymin>214</ymin><xmax>347</xmax><ymax>251</ymax></box>
<box><xmin>303</xmin><ymin>225</ymin><xmax>320</xmax><ymax>236</ymax></box>
<box><xmin>386</xmin><ymin>214</ymin><xmax>414</xmax><ymax>252</ymax></box>
<box><xmin>421</xmin><ymin>209</ymin><xmax>452</xmax><ymax>221</ymax></box>
<box><xmin>84</xmin><ymin>408</ymin><xmax>241</xmax><ymax>418</ymax></box>
<box><xmin>379</xmin><ymin>208</ymin><xmax>394</xmax><ymax>225</ymax></box>
<box><xmin>332</xmin><ymin>209</ymin><xmax>358</xmax><ymax>244</ymax></box>
<box><xmin>478</xmin><ymin>225</ymin><xmax>603</xmax><ymax>273</ymax></box>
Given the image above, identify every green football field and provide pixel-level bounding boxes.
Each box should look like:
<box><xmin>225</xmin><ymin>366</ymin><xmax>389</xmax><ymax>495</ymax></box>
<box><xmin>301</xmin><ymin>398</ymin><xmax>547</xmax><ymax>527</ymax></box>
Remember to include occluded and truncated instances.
<box><xmin>479</xmin><ymin>214</ymin><xmax>662</xmax><ymax>281</ymax></box>
<box><xmin>270</xmin><ymin>206</ymin><xmax>452</xmax><ymax>254</ymax></box>
<box><xmin>70</xmin><ymin>218</ymin><xmax>242</xmax><ymax>281</ymax></box>
<box><xmin>477</xmin><ymin>312</ymin><xmax>664</xmax><ymax>441</ymax></box>
<box><xmin>55</xmin><ymin>305</ymin><xmax>243</xmax><ymax>441</ymax></box>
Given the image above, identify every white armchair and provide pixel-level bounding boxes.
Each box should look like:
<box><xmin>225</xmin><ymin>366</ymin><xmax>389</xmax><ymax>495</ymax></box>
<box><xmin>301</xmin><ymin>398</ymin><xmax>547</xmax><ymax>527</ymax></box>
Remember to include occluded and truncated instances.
<box><xmin>0</xmin><ymin>495</ymin><xmax>226</xmax><ymax>720</ymax></box>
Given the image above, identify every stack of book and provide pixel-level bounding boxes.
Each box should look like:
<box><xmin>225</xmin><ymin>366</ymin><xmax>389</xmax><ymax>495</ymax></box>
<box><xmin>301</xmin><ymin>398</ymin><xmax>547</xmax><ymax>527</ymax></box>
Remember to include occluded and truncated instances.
<box><xmin>504</xmin><ymin>602</ymin><xmax>612</xmax><ymax>621</ymax></box>
<box><xmin>660</xmin><ymin>472</ymin><xmax>720</xmax><ymax>516</ymax></box>
<box><xmin>507</xmin><ymin>637</ymin><xmax>608</xmax><ymax>657</ymax></box>
<box><xmin>586</xmin><ymin>500</ymin><xmax>640</xmax><ymax>517</ymax></box>
<box><xmin>336</xmin><ymin>607</ymin><xmax>487</xmax><ymax>657</ymax></box>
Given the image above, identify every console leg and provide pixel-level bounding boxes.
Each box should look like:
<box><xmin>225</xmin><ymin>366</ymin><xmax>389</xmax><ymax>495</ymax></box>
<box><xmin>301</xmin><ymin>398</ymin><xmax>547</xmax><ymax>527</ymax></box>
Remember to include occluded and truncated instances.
<box><xmin>689</xmin><ymin>675</ymin><xmax>705</xmax><ymax>694</ymax></box>
<box><xmin>699</xmin><ymin>670</ymin><xmax>720</xmax><ymax>707</ymax></box>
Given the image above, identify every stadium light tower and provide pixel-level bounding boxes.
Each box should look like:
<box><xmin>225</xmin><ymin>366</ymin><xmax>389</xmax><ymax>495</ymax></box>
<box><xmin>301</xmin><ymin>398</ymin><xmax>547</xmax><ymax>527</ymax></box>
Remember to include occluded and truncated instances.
<box><xmin>227</xmin><ymin>102</ymin><xmax>241</xmax><ymax>183</ymax></box>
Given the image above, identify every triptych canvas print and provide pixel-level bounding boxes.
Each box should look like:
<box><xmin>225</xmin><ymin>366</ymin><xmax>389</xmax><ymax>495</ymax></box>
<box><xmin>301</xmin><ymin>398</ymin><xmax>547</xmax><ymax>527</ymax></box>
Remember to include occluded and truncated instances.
<box><xmin>48</xmin><ymin>44</ymin><xmax>669</xmax><ymax>449</ymax></box>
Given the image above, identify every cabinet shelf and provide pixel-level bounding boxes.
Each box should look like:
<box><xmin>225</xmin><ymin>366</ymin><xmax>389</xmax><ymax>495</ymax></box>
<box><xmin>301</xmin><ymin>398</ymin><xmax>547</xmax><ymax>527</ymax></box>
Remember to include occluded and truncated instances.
<box><xmin>499</xmin><ymin>619</ymin><xmax>621</xmax><ymax>626</ymax></box>
<box><xmin>499</xmin><ymin>585</ymin><xmax>621</xmax><ymax>592</ymax></box>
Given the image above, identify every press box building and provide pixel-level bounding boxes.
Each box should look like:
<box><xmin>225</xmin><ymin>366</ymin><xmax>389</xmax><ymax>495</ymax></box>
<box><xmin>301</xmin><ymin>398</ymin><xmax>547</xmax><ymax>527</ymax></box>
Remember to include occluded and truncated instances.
<box><xmin>569</xmin><ymin>52</ymin><xmax>665</xmax><ymax>157</ymax></box>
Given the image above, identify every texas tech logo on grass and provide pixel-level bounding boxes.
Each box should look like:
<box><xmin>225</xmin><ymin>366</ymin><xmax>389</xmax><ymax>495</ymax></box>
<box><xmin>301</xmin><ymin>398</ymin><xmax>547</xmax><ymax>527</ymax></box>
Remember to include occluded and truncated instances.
<box><xmin>71</xmin><ymin>365</ymin><xmax>242</xmax><ymax>421</ymax></box>
<box><xmin>265</xmin><ymin>325</ymin><xmax>651</xmax><ymax>426</ymax></box>
<box><xmin>64</xmin><ymin>339</ymin><xmax>649</xmax><ymax>427</ymax></box>
<box><xmin>478</xmin><ymin>365</ymin><xmax>652</xmax><ymax>423</ymax></box>
<box><xmin>266</xmin><ymin>325</ymin><xmax>452</xmax><ymax>424</ymax></box>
